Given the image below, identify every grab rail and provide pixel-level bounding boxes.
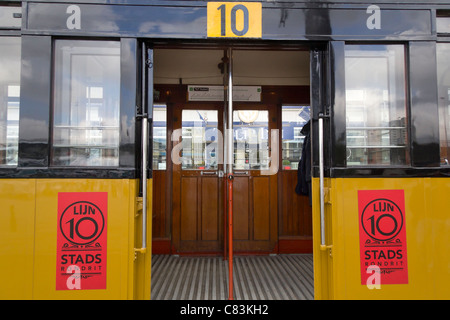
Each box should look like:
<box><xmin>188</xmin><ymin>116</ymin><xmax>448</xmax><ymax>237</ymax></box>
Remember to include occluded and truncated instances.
<box><xmin>319</xmin><ymin>115</ymin><xmax>325</xmax><ymax>248</ymax></box>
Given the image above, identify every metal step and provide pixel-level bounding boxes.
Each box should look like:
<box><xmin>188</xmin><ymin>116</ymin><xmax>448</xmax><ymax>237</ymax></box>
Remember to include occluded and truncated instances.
<box><xmin>151</xmin><ymin>254</ymin><xmax>314</xmax><ymax>300</ymax></box>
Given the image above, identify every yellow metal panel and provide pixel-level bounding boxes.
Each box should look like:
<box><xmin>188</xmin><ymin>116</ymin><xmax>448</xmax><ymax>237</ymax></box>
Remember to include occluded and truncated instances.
<box><xmin>424</xmin><ymin>178</ymin><xmax>450</xmax><ymax>298</ymax></box>
<box><xmin>313</xmin><ymin>177</ymin><xmax>450</xmax><ymax>300</ymax></box>
<box><xmin>0</xmin><ymin>180</ymin><xmax>36</xmax><ymax>299</ymax></box>
<box><xmin>0</xmin><ymin>177</ymin><xmax>152</xmax><ymax>300</ymax></box>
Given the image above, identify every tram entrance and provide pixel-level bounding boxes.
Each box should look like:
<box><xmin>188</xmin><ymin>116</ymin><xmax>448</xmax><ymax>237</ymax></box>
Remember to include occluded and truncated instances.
<box><xmin>151</xmin><ymin>46</ymin><xmax>313</xmax><ymax>256</ymax></box>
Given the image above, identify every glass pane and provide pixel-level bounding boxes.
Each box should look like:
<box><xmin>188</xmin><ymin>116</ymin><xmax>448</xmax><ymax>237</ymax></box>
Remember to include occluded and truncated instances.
<box><xmin>281</xmin><ymin>106</ymin><xmax>310</xmax><ymax>170</ymax></box>
<box><xmin>153</xmin><ymin>104</ymin><xmax>167</xmax><ymax>170</ymax></box>
<box><xmin>437</xmin><ymin>43</ymin><xmax>450</xmax><ymax>166</ymax></box>
<box><xmin>181</xmin><ymin>110</ymin><xmax>218</xmax><ymax>170</ymax></box>
<box><xmin>0</xmin><ymin>37</ymin><xmax>21</xmax><ymax>166</ymax></box>
<box><xmin>345</xmin><ymin>45</ymin><xmax>408</xmax><ymax>166</ymax></box>
<box><xmin>437</xmin><ymin>17</ymin><xmax>450</xmax><ymax>34</ymax></box>
<box><xmin>0</xmin><ymin>6</ymin><xmax>21</xmax><ymax>29</ymax></box>
<box><xmin>52</xmin><ymin>40</ymin><xmax>120</xmax><ymax>166</ymax></box>
<box><xmin>233</xmin><ymin>110</ymin><xmax>269</xmax><ymax>170</ymax></box>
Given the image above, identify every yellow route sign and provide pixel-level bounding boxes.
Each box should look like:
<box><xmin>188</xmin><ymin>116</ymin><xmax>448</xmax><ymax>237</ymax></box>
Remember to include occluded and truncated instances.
<box><xmin>207</xmin><ymin>2</ymin><xmax>262</xmax><ymax>38</ymax></box>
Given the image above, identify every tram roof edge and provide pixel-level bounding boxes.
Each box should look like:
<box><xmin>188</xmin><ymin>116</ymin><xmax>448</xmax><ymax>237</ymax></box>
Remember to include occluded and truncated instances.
<box><xmin>15</xmin><ymin>0</ymin><xmax>450</xmax><ymax>6</ymax></box>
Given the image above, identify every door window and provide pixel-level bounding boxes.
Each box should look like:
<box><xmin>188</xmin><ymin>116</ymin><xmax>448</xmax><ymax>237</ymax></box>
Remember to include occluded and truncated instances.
<box><xmin>153</xmin><ymin>104</ymin><xmax>167</xmax><ymax>170</ymax></box>
<box><xmin>233</xmin><ymin>110</ymin><xmax>269</xmax><ymax>170</ymax></box>
<box><xmin>281</xmin><ymin>105</ymin><xmax>310</xmax><ymax>170</ymax></box>
<box><xmin>181</xmin><ymin>109</ymin><xmax>219</xmax><ymax>170</ymax></box>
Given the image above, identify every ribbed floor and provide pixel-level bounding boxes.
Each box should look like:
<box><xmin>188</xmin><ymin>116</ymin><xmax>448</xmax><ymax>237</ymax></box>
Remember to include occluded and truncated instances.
<box><xmin>151</xmin><ymin>254</ymin><xmax>314</xmax><ymax>300</ymax></box>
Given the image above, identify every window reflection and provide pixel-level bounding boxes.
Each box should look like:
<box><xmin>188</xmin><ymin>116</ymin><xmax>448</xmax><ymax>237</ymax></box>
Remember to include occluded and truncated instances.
<box><xmin>0</xmin><ymin>37</ymin><xmax>21</xmax><ymax>166</ymax></box>
<box><xmin>345</xmin><ymin>44</ymin><xmax>408</xmax><ymax>166</ymax></box>
<box><xmin>437</xmin><ymin>43</ymin><xmax>450</xmax><ymax>166</ymax></box>
<box><xmin>181</xmin><ymin>110</ymin><xmax>219</xmax><ymax>170</ymax></box>
<box><xmin>281</xmin><ymin>106</ymin><xmax>310</xmax><ymax>170</ymax></box>
<box><xmin>233</xmin><ymin>110</ymin><xmax>269</xmax><ymax>170</ymax></box>
<box><xmin>52</xmin><ymin>40</ymin><xmax>120</xmax><ymax>166</ymax></box>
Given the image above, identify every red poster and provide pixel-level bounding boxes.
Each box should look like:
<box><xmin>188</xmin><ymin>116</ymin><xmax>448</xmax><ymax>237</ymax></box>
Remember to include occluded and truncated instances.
<box><xmin>56</xmin><ymin>192</ymin><xmax>107</xmax><ymax>290</ymax></box>
<box><xmin>358</xmin><ymin>190</ymin><xmax>408</xmax><ymax>286</ymax></box>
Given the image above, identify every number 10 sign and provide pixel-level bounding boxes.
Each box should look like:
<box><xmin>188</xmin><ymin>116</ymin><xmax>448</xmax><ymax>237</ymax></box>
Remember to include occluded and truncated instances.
<box><xmin>207</xmin><ymin>2</ymin><xmax>262</xmax><ymax>38</ymax></box>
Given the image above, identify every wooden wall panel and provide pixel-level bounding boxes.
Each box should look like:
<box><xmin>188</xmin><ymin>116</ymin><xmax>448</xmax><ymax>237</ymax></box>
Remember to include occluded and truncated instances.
<box><xmin>181</xmin><ymin>177</ymin><xmax>197</xmax><ymax>241</ymax></box>
<box><xmin>201</xmin><ymin>177</ymin><xmax>219</xmax><ymax>241</ymax></box>
<box><xmin>253</xmin><ymin>177</ymin><xmax>270</xmax><ymax>240</ymax></box>
<box><xmin>279</xmin><ymin>170</ymin><xmax>312</xmax><ymax>237</ymax></box>
<box><xmin>152</xmin><ymin>170</ymin><xmax>167</xmax><ymax>238</ymax></box>
<box><xmin>232</xmin><ymin>177</ymin><xmax>249</xmax><ymax>240</ymax></box>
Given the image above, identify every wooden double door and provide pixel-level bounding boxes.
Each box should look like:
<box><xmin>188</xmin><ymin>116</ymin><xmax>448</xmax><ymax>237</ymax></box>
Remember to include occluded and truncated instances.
<box><xmin>171</xmin><ymin>103</ymin><xmax>278</xmax><ymax>253</ymax></box>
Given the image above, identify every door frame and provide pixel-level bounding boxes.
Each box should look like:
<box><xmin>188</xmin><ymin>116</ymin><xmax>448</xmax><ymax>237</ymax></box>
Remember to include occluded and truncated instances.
<box><xmin>149</xmin><ymin>43</ymin><xmax>318</xmax><ymax>256</ymax></box>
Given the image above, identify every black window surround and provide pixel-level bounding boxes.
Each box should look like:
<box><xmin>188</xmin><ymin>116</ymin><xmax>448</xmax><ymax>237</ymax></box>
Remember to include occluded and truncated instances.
<box><xmin>1</xmin><ymin>2</ymin><xmax>450</xmax><ymax>178</ymax></box>
<box><xmin>9</xmin><ymin>36</ymin><xmax>140</xmax><ymax>179</ymax></box>
<box><xmin>326</xmin><ymin>41</ymin><xmax>445</xmax><ymax>178</ymax></box>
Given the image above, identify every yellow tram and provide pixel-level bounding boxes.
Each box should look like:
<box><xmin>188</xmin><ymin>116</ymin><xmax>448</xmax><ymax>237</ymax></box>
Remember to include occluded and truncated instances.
<box><xmin>0</xmin><ymin>0</ymin><xmax>449</xmax><ymax>300</ymax></box>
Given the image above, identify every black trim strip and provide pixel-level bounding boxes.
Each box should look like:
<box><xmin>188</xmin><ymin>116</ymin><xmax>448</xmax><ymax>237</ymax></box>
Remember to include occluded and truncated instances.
<box><xmin>0</xmin><ymin>167</ymin><xmax>138</xmax><ymax>179</ymax></box>
<box><xmin>330</xmin><ymin>167</ymin><xmax>450</xmax><ymax>178</ymax></box>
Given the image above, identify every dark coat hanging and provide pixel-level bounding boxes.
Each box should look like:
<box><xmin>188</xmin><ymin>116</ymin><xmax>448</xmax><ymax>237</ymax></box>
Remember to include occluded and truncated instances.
<box><xmin>295</xmin><ymin>120</ymin><xmax>311</xmax><ymax>205</ymax></box>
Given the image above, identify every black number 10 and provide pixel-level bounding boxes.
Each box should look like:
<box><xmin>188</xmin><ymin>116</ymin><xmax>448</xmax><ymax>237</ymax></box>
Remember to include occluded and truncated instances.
<box><xmin>218</xmin><ymin>4</ymin><xmax>249</xmax><ymax>36</ymax></box>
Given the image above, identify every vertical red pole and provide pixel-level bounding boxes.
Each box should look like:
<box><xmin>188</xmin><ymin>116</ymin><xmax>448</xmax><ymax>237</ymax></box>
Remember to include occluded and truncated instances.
<box><xmin>226</xmin><ymin>47</ymin><xmax>234</xmax><ymax>300</ymax></box>
<box><xmin>223</xmin><ymin>176</ymin><xmax>227</xmax><ymax>260</ymax></box>
<box><xmin>228</xmin><ymin>174</ymin><xmax>234</xmax><ymax>300</ymax></box>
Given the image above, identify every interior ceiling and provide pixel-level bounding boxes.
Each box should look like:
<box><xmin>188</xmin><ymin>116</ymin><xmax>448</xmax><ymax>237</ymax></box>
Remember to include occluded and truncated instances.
<box><xmin>154</xmin><ymin>48</ymin><xmax>310</xmax><ymax>86</ymax></box>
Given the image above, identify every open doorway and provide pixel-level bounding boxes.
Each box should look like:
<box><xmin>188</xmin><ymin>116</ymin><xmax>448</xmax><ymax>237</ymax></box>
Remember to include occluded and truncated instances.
<box><xmin>149</xmin><ymin>44</ymin><xmax>314</xmax><ymax>299</ymax></box>
<box><xmin>151</xmin><ymin>45</ymin><xmax>312</xmax><ymax>256</ymax></box>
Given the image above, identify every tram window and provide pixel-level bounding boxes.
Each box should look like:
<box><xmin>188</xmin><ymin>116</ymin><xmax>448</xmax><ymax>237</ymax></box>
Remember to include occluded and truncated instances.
<box><xmin>233</xmin><ymin>110</ymin><xmax>269</xmax><ymax>170</ymax></box>
<box><xmin>153</xmin><ymin>104</ymin><xmax>167</xmax><ymax>170</ymax></box>
<box><xmin>281</xmin><ymin>105</ymin><xmax>310</xmax><ymax>170</ymax></box>
<box><xmin>52</xmin><ymin>40</ymin><xmax>120</xmax><ymax>167</ymax></box>
<box><xmin>0</xmin><ymin>6</ymin><xmax>21</xmax><ymax>29</ymax></box>
<box><xmin>181</xmin><ymin>110</ymin><xmax>219</xmax><ymax>170</ymax></box>
<box><xmin>437</xmin><ymin>43</ymin><xmax>450</xmax><ymax>166</ymax></box>
<box><xmin>344</xmin><ymin>44</ymin><xmax>408</xmax><ymax>166</ymax></box>
<box><xmin>0</xmin><ymin>37</ymin><xmax>21</xmax><ymax>166</ymax></box>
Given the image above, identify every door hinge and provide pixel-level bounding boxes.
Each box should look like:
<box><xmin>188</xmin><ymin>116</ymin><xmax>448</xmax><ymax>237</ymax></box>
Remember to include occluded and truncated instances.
<box><xmin>134</xmin><ymin>197</ymin><xmax>147</xmax><ymax>258</ymax></box>
<box><xmin>136</xmin><ymin>196</ymin><xmax>143</xmax><ymax>217</ymax></box>
<box><xmin>324</xmin><ymin>187</ymin><xmax>332</xmax><ymax>204</ymax></box>
<box><xmin>320</xmin><ymin>244</ymin><xmax>333</xmax><ymax>258</ymax></box>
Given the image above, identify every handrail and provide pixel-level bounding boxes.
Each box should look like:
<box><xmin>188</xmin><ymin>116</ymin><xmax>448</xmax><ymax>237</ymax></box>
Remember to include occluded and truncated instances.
<box><xmin>139</xmin><ymin>116</ymin><xmax>148</xmax><ymax>252</ymax></box>
<box><xmin>319</xmin><ymin>115</ymin><xmax>325</xmax><ymax>248</ymax></box>
<box><xmin>136</xmin><ymin>42</ymin><xmax>150</xmax><ymax>254</ymax></box>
